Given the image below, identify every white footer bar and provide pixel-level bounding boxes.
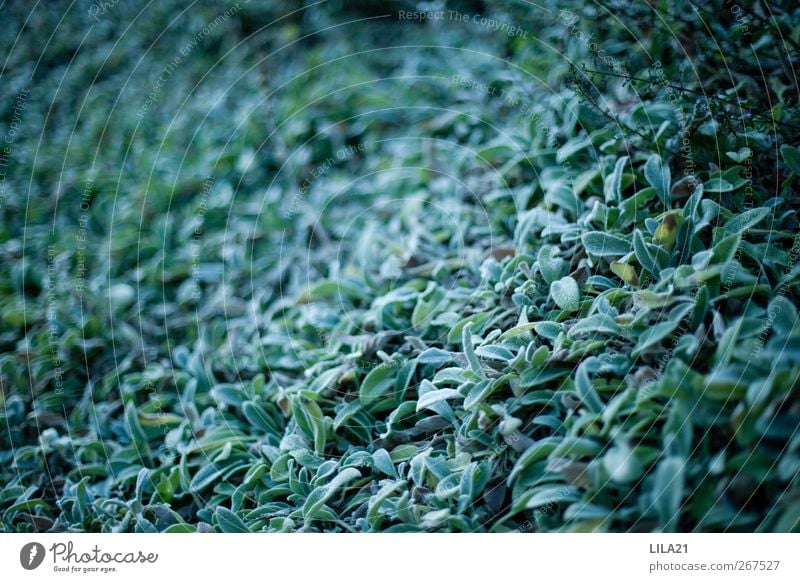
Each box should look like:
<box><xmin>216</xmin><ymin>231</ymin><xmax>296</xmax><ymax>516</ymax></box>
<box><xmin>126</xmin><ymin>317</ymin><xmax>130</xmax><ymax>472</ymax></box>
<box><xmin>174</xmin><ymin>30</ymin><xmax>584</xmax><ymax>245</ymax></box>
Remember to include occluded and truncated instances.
<box><xmin>1</xmin><ymin>533</ymin><xmax>797</xmax><ymax>581</ymax></box>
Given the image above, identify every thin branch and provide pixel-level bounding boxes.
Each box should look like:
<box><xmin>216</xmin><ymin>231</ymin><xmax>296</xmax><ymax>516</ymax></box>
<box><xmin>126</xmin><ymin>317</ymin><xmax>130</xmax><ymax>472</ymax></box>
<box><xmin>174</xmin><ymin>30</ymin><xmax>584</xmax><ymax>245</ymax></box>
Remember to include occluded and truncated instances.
<box><xmin>581</xmin><ymin>67</ymin><xmax>800</xmax><ymax>132</ymax></box>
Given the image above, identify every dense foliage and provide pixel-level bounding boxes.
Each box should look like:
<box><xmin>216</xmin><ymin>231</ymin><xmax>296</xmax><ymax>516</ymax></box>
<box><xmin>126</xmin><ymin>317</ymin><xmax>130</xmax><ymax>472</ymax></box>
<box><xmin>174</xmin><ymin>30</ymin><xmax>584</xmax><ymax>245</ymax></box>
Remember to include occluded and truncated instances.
<box><xmin>1</xmin><ymin>0</ymin><xmax>800</xmax><ymax>532</ymax></box>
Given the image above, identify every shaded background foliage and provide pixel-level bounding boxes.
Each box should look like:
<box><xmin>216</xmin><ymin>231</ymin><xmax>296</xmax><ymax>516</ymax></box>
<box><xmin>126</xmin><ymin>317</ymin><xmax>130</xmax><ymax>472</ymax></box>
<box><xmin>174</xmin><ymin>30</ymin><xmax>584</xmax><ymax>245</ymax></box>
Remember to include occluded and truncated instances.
<box><xmin>1</xmin><ymin>0</ymin><xmax>799</xmax><ymax>532</ymax></box>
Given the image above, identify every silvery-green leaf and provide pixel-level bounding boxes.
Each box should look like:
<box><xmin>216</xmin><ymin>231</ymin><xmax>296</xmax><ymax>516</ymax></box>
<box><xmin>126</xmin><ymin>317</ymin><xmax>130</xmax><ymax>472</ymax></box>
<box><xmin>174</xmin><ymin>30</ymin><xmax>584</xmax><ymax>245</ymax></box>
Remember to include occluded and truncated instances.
<box><xmin>371</xmin><ymin>448</ymin><xmax>397</xmax><ymax>477</ymax></box>
<box><xmin>632</xmin><ymin>303</ymin><xmax>693</xmax><ymax>357</ymax></box>
<box><xmin>633</xmin><ymin>229</ymin><xmax>658</xmax><ymax>277</ymax></box>
<box><xmin>416</xmin><ymin>388</ymin><xmax>463</xmax><ymax>412</ymax></box>
<box><xmin>604</xmin><ymin>156</ymin><xmax>629</xmax><ymax>204</ymax></box>
<box><xmin>603</xmin><ymin>442</ymin><xmax>642</xmax><ymax>484</ymax></box>
<box><xmin>523</xmin><ymin>486</ymin><xmax>580</xmax><ymax>509</ymax></box>
<box><xmin>518</xmin><ymin>367</ymin><xmax>570</xmax><ymax>389</ymax></box>
<box><xmin>581</xmin><ymin>231</ymin><xmax>631</xmax><ymax>257</ymax></box>
<box><xmin>509</xmin><ymin>437</ymin><xmax>562</xmax><ymax>482</ymax></box>
<box><xmin>556</xmin><ymin>134</ymin><xmax>592</xmax><ymax>162</ymax></box>
<box><xmin>333</xmin><ymin>399</ymin><xmax>363</xmax><ymax>431</ymax></box>
<box><xmin>242</xmin><ymin>401</ymin><xmax>281</xmax><ymax>435</ymax></box>
<box><xmin>575</xmin><ymin>360</ymin><xmax>604</xmax><ymax>413</ymax></box>
<box><xmin>710</xmin><ymin>232</ymin><xmax>741</xmax><ymax>264</ymax></box>
<box><xmin>533</xmin><ymin>321</ymin><xmax>562</xmax><ymax>340</ymax></box>
<box><xmin>462</xmin><ymin>322</ymin><xmax>485</xmax><ymax>378</ymax></box>
<box><xmin>567</xmin><ymin>313</ymin><xmax>621</xmax><ymax>338</ymax></box>
<box><xmin>780</xmin><ymin>144</ymin><xmax>800</xmax><ymax>174</ymax></box>
<box><xmin>537</xmin><ymin>245</ymin><xmax>567</xmax><ymax>285</ymax></box>
<box><xmin>463</xmin><ymin>379</ymin><xmax>501</xmax><ymax>410</ymax></box>
<box><xmin>722</xmin><ymin>207</ymin><xmax>771</xmax><ymax>236</ymax></box>
<box><xmin>475</xmin><ymin>345</ymin><xmax>515</xmax><ymax>361</ymax></box>
<box><xmin>652</xmin><ymin>457</ymin><xmax>686</xmax><ymax>532</ymax></box>
<box><xmin>302</xmin><ymin>468</ymin><xmax>361</xmax><ymax>520</ymax></box>
<box><xmin>703</xmin><ymin>177</ymin><xmax>733</xmax><ymax>193</ymax></box>
<box><xmin>359</xmin><ymin>362</ymin><xmax>396</xmax><ymax>405</ymax></box>
<box><xmin>416</xmin><ymin>347</ymin><xmax>454</xmax><ymax>365</ymax></box>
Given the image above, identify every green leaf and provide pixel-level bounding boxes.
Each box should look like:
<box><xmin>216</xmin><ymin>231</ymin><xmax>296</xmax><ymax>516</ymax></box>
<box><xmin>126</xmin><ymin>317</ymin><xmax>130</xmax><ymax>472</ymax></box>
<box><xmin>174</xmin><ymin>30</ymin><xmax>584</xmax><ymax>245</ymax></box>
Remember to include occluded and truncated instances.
<box><xmin>416</xmin><ymin>388</ymin><xmax>463</xmax><ymax>412</ymax></box>
<box><xmin>303</xmin><ymin>468</ymin><xmax>361</xmax><ymax>520</ymax></box>
<box><xmin>524</xmin><ymin>486</ymin><xmax>580</xmax><ymax>509</ymax></box>
<box><xmin>652</xmin><ymin>457</ymin><xmax>686</xmax><ymax>532</ymax></box>
<box><xmin>575</xmin><ymin>360</ymin><xmax>604</xmax><ymax>413</ymax></box>
<box><xmin>633</xmin><ymin>322</ymin><xmax>677</xmax><ymax>357</ymax></box>
<box><xmin>529</xmin><ymin>344</ymin><xmax>550</xmax><ymax>367</ymax></box>
<box><xmin>654</xmin><ymin>212</ymin><xmax>681</xmax><ymax>249</ymax></box>
<box><xmin>633</xmin><ymin>229</ymin><xmax>658</xmax><ymax>277</ymax></box>
<box><xmin>308</xmin><ymin>367</ymin><xmax>343</xmax><ymax>394</ymax></box>
<box><xmin>604</xmin><ymin>156</ymin><xmax>629</xmax><ymax>204</ymax></box>
<box><xmin>291</xmin><ymin>396</ymin><xmax>327</xmax><ymax>454</ymax></box>
<box><xmin>618</xmin><ymin>186</ymin><xmax>655</xmax><ymax>224</ymax></box>
<box><xmin>567</xmin><ymin>313</ymin><xmax>621</xmax><ymax>338</ymax></box>
<box><xmin>519</xmin><ymin>367</ymin><xmax>570</xmax><ymax>389</ymax></box>
<box><xmin>211</xmin><ymin>384</ymin><xmax>245</xmax><ymax>408</ymax></box>
<box><xmin>498</xmin><ymin>322</ymin><xmax>540</xmax><ymax>340</ymax></box>
<box><xmin>359</xmin><ymin>362</ymin><xmax>397</xmax><ymax>405</ymax></box>
<box><xmin>550</xmin><ymin>276</ymin><xmax>580</xmax><ymax>311</ymax></box>
<box><xmin>644</xmin><ymin>153</ymin><xmax>671</xmax><ymax>204</ymax></box>
<box><xmin>537</xmin><ymin>245</ymin><xmax>567</xmax><ymax>285</ymax></box>
<box><xmin>417</xmin><ymin>348</ymin><xmax>454</xmax><ymax>366</ymax></box>
<box><xmin>474</xmin><ymin>345</ymin><xmax>515</xmax><ymax>361</ymax></box>
<box><xmin>463</xmin><ymin>379</ymin><xmax>502</xmax><ymax>410</ymax></box>
<box><xmin>545</xmin><ymin>181</ymin><xmax>580</xmax><ymax>215</ymax></box>
<box><xmin>446</xmin><ymin>312</ymin><xmax>491</xmax><ymax>344</ymax></box>
<box><xmin>124</xmin><ymin>402</ymin><xmax>148</xmax><ymax>445</ymax></box>
<box><xmin>581</xmin><ymin>232</ymin><xmax>631</xmax><ymax>257</ymax></box>
<box><xmin>722</xmin><ymin>207</ymin><xmax>771</xmax><ymax>236</ymax></box>
<box><xmin>298</xmin><ymin>279</ymin><xmax>367</xmax><ymax>303</ymax></box>
<box><xmin>269</xmin><ymin>454</ymin><xmax>292</xmax><ymax>483</ymax></box>
<box><xmin>780</xmin><ymin>144</ymin><xmax>800</xmax><ymax>174</ymax></box>
<box><xmin>189</xmin><ymin>463</ymin><xmax>227</xmax><ymax>493</ymax></box>
<box><xmin>509</xmin><ymin>437</ymin><xmax>562</xmax><ymax>482</ymax></box>
<box><xmin>710</xmin><ymin>232</ymin><xmax>741</xmax><ymax>264</ymax></box>
<box><xmin>703</xmin><ymin>177</ymin><xmax>734</xmax><ymax>193</ymax></box>
<box><xmin>242</xmin><ymin>401</ymin><xmax>281</xmax><ymax>435</ymax></box>
<box><xmin>603</xmin><ymin>442</ymin><xmax>642</xmax><ymax>484</ymax></box>
<box><xmin>372</xmin><ymin>449</ymin><xmax>397</xmax><ymax>477</ymax></box>
<box><xmin>4</xmin><ymin>498</ymin><xmax>51</xmax><ymax>513</ymax></box>
<box><xmin>216</xmin><ymin>507</ymin><xmax>250</xmax><ymax>533</ymax></box>
<box><xmin>366</xmin><ymin>480</ymin><xmax>406</xmax><ymax>529</ymax></box>
<box><xmin>556</xmin><ymin>134</ymin><xmax>592</xmax><ymax>162</ymax></box>
<box><xmin>164</xmin><ymin>523</ymin><xmax>196</xmax><ymax>533</ymax></box>
<box><xmin>462</xmin><ymin>322</ymin><xmax>485</xmax><ymax>379</ymax></box>
<box><xmin>726</xmin><ymin>147</ymin><xmax>751</xmax><ymax>163</ymax></box>
<box><xmin>632</xmin><ymin>303</ymin><xmax>692</xmax><ymax>357</ymax></box>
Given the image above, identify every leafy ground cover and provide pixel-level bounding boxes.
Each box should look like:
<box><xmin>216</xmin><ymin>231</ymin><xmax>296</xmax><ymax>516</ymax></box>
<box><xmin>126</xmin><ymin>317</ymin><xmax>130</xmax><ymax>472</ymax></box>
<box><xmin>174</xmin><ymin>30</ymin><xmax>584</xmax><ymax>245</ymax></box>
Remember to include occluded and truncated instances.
<box><xmin>1</xmin><ymin>0</ymin><xmax>800</xmax><ymax>532</ymax></box>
